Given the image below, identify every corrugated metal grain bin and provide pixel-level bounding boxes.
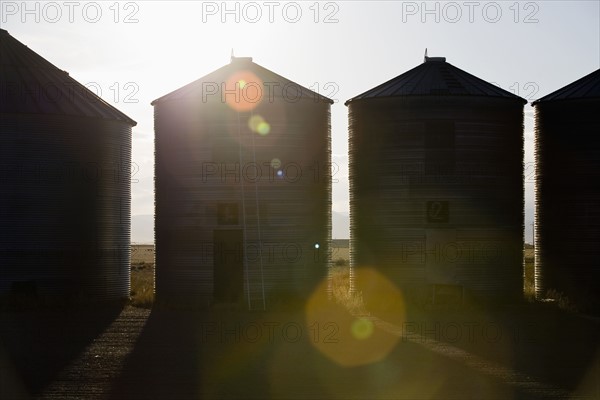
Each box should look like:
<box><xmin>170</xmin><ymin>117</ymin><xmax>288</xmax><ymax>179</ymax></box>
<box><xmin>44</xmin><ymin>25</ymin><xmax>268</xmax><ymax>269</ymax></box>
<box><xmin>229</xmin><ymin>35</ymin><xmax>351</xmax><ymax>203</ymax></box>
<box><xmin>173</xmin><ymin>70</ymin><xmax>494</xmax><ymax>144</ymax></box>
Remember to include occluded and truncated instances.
<box><xmin>533</xmin><ymin>68</ymin><xmax>600</xmax><ymax>313</ymax></box>
<box><xmin>152</xmin><ymin>56</ymin><xmax>332</xmax><ymax>309</ymax></box>
<box><xmin>0</xmin><ymin>29</ymin><xmax>136</xmax><ymax>302</ymax></box>
<box><xmin>346</xmin><ymin>55</ymin><xmax>527</xmax><ymax>304</ymax></box>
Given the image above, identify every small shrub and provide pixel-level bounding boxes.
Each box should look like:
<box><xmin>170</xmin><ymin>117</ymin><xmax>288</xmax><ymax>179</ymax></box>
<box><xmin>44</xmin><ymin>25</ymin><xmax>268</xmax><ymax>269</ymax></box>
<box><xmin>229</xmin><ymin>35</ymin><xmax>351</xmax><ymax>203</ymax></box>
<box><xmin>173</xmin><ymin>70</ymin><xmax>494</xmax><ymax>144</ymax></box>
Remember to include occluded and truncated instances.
<box><xmin>334</xmin><ymin>258</ymin><xmax>349</xmax><ymax>267</ymax></box>
<box><xmin>545</xmin><ymin>289</ymin><xmax>578</xmax><ymax>313</ymax></box>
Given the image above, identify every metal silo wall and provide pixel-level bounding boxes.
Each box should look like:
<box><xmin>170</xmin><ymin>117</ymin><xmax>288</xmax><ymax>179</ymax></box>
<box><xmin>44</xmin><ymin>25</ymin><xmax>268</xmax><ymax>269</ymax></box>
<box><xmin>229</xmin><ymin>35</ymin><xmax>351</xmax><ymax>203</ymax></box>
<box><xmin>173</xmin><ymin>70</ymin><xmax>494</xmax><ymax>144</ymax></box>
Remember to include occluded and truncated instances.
<box><xmin>534</xmin><ymin>99</ymin><xmax>600</xmax><ymax>313</ymax></box>
<box><xmin>154</xmin><ymin>97</ymin><xmax>331</xmax><ymax>309</ymax></box>
<box><xmin>349</xmin><ymin>96</ymin><xmax>524</xmax><ymax>303</ymax></box>
<box><xmin>0</xmin><ymin>114</ymin><xmax>132</xmax><ymax>301</ymax></box>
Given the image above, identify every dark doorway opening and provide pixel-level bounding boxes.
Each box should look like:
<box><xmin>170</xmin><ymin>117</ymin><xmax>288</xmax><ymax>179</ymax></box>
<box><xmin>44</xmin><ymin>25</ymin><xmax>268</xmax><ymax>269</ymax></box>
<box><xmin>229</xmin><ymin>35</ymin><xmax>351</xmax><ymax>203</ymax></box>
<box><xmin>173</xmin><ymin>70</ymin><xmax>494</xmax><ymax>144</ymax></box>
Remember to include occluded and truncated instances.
<box><xmin>213</xmin><ymin>229</ymin><xmax>244</xmax><ymax>303</ymax></box>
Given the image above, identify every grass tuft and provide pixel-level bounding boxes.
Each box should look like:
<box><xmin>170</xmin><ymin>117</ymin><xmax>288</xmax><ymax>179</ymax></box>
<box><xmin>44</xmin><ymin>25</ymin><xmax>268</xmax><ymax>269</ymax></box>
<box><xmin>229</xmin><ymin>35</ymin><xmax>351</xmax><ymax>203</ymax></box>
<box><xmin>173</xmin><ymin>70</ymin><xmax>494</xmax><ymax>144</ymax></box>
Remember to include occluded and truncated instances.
<box><xmin>330</xmin><ymin>264</ymin><xmax>367</xmax><ymax>315</ymax></box>
<box><xmin>130</xmin><ymin>262</ymin><xmax>154</xmax><ymax>308</ymax></box>
<box><xmin>524</xmin><ymin>254</ymin><xmax>535</xmax><ymax>302</ymax></box>
<box><xmin>545</xmin><ymin>289</ymin><xmax>578</xmax><ymax>313</ymax></box>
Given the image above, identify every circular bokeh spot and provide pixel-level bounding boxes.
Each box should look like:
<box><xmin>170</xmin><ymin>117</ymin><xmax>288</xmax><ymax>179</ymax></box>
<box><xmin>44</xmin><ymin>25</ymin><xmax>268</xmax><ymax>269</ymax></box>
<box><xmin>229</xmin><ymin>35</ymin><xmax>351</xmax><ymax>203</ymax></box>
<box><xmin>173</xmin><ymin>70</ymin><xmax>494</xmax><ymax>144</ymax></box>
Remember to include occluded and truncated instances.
<box><xmin>270</xmin><ymin>158</ymin><xmax>281</xmax><ymax>169</ymax></box>
<box><xmin>351</xmin><ymin>318</ymin><xmax>374</xmax><ymax>340</ymax></box>
<box><xmin>225</xmin><ymin>71</ymin><xmax>263</xmax><ymax>112</ymax></box>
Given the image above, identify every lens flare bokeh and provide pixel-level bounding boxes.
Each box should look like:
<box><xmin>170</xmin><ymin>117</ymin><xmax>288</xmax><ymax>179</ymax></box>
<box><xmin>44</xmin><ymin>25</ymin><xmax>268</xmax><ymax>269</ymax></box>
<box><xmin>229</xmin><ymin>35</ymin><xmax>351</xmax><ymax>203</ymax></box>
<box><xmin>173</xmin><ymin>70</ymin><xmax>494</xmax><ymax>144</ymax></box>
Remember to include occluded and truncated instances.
<box><xmin>270</xmin><ymin>158</ymin><xmax>281</xmax><ymax>169</ymax></box>
<box><xmin>247</xmin><ymin>114</ymin><xmax>271</xmax><ymax>136</ymax></box>
<box><xmin>304</xmin><ymin>267</ymin><xmax>406</xmax><ymax>367</ymax></box>
<box><xmin>225</xmin><ymin>71</ymin><xmax>263</xmax><ymax>112</ymax></box>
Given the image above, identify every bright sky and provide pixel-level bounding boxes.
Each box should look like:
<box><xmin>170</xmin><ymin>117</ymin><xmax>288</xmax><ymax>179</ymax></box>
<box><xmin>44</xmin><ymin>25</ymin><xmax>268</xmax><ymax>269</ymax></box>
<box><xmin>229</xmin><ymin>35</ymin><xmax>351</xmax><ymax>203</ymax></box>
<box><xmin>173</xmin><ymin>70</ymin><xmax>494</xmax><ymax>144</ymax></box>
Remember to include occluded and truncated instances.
<box><xmin>2</xmin><ymin>1</ymin><xmax>599</xmax><ymax>242</ymax></box>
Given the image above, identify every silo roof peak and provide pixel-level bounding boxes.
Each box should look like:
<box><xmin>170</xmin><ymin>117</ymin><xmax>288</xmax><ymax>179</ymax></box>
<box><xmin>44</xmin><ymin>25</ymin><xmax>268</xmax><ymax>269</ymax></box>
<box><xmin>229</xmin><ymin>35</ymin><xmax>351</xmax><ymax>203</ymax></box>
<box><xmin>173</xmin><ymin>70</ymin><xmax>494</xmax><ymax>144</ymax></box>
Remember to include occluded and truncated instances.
<box><xmin>152</xmin><ymin>56</ymin><xmax>334</xmax><ymax>105</ymax></box>
<box><xmin>532</xmin><ymin>68</ymin><xmax>600</xmax><ymax>105</ymax></box>
<box><xmin>345</xmin><ymin>55</ymin><xmax>527</xmax><ymax>105</ymax></box>
<box><xmin>0</xmin><ymin>30</ymin><xmax>136</xmax><ymax>125</ymax></box>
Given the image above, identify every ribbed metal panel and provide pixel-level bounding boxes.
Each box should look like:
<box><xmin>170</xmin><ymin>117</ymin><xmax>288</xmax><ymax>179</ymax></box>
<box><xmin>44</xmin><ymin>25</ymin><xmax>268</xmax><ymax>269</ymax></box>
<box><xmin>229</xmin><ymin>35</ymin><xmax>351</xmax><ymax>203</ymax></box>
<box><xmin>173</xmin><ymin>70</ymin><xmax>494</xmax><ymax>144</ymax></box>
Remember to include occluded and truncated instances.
<box><xmin>349</xmin><ymin>91</ymin><xmax>525</xmax><ymax>303</ymax></box>
<box><xmin>534</xmin><ymin>96</ymin><xmax>600</xmax><ymax>313</ymax></box>
<box><xmin>154</xmin><ymin>60</ymin><xmax>332</xmax><ymax>309</ymax></box>
<box><xmin>0</xmin><ymin>29</ymin><xmax>135</xmax><ymax>303</ymax></box>
<box><xmin>0</xmin><ymin>115</ymin><xmax>132</xmax><ymax>301</ymax></box>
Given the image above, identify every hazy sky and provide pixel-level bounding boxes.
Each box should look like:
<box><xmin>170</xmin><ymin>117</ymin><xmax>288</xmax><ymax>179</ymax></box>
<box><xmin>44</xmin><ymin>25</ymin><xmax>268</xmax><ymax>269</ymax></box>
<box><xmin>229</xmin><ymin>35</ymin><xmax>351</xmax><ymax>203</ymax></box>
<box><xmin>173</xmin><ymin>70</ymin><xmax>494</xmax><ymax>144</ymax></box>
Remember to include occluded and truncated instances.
<box><xmin>2</xmin><ymin>1</ymin><xmax>599</xmax><ymax>242</ymax></box>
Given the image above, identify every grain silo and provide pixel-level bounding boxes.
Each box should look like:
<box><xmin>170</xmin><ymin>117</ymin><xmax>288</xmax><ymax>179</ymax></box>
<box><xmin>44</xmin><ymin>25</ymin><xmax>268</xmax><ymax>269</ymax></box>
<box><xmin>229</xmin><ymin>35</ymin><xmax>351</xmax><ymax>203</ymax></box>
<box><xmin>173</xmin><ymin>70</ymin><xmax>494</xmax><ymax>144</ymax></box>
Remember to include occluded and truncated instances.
<box><xmin>152</xmin><ymin>56</ymin><xmax>332</xmax><ymax>309</ymax></box>
<box><xmin>533</xmin><ymin>68</ymin><xmax>600</xmax><ymax>313</ymax></box>
<box><xmin>0</xmin><ymin>29</ymin><xmax>136</xmax><ymax>302</ymax></box>
<box><xmin>346</xmin><ymin>54</ymin><xmax>527</xmax><ymax>304</ymax></box>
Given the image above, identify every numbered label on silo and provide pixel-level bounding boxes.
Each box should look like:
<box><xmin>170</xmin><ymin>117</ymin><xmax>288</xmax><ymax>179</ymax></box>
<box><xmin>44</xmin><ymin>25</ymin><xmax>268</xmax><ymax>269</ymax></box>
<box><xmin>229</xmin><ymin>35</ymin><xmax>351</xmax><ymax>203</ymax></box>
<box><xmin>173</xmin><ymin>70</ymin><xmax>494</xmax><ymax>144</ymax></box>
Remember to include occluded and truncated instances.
<box><xmin>217</xmin><ymin>203</ymin><xmax>239</xmax><ymax>225</ymax></box>
<box><xmin>427</xmin><ymin>201</ymin><xmax>449</xmax><ymax>223</ymax></box>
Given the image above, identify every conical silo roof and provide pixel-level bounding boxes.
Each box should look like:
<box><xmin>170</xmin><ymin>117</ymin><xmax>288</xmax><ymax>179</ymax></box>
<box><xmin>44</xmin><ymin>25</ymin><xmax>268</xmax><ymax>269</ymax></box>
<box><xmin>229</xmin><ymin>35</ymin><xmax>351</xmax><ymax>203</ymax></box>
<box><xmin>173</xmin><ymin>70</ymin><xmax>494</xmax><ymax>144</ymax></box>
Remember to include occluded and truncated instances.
<box><xmin>532</xmin><ymin>68</ymin><xmax>600</xmax><ymax>105</ymax></box>
<box><xmin>0</xmin><ymin>28</ymin><xmax>136</xmax><ymax>125</ymax></box>
<box><xmin>151</xmin><ymin>56</ymin><xmax>334</xmax><ymax>105</ymax></box>
<box><xmin>345</xmin><ymin>55</ymin><xmax>527</xmax><ymax>105</ymax></box>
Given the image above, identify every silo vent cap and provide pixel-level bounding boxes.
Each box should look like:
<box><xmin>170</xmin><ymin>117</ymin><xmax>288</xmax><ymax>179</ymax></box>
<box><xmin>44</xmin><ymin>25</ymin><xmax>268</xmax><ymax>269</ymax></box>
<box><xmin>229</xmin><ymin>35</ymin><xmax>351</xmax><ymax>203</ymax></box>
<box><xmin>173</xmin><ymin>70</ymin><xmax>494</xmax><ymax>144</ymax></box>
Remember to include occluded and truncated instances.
<box><xmin>230</xmin><ymin>56</ymin><xmax>253</xmax><ymax>64</ymax></box>
<box><xmin>425</xmin><ymin>56</ymin><xmax>446</xmax><ymax>63</ymax></box>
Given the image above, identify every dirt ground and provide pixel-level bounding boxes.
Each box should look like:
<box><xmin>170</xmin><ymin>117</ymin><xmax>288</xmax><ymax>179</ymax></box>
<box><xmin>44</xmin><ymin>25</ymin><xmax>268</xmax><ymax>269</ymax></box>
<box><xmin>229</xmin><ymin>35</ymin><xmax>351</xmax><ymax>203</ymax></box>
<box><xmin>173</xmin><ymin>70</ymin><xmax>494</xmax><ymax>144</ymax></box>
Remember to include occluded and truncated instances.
<box><xmin>1</xmin><ymin>300</ymin><xmax>599</xmax><ymax>400</ymax></box>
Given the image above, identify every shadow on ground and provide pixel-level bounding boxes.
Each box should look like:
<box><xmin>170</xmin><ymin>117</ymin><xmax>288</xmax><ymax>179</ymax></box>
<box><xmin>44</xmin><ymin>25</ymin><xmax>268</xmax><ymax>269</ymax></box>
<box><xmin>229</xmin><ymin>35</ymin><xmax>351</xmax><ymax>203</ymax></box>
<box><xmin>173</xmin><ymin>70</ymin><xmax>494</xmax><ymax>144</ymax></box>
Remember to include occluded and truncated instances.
<box><xmin>107</xmin><ymin>303</ymin><xmax>553</xmax><ymax>400</ymax></box>
<box><xmin>390</xmin><ymin>302</ymin><xmax>600</xmax><ymax>398</ymax></box>
<box><xmin>109</xmin><ymin>308</ymin><xmax>335</xmax><ymax>399</ymax></box>
<box><xmin>0</xmin><ymin>306</ymin><xmax>123</xmax><ymax>398</ymax></box>
<box><xmin>2</xmin><ymin>301</ymin><xmax>598</xmax><ymax>399</ymax></box>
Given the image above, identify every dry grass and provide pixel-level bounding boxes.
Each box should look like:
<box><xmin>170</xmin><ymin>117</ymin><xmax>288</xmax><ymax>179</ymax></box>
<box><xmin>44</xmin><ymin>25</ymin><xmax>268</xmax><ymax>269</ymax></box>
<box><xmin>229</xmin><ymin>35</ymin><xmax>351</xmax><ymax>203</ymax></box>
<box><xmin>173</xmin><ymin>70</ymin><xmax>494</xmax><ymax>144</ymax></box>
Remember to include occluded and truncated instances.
<box><xmin>128</xmin><ymin>259</ymin><xmax>359</xmax><ymax>311</ymax></box>
<box><xmin>522</xmin><ymin>249</ymin><xmax>586</xmax><ymax>313</ymax></box>
<box><xmin>130</xmin><ymin>262</ymin><xmax>154</xmax><ymax>308</ymax></box>
<box><xmin>329</xmin><ymin>264</ymin><xmax>367</xmax><ymax>315</ymax></box>
<box><xmin>333</xmin><ymin>252</ymin><xmax>542</xmax><ymax>312</ymax></box>
<box><xmin>333</xmin><ymin>258</ymin><xmax>349</xmax><ymax>267</ymax></box>
<box><xmin>544</xmin><ymin>289</ymin><xmax>578</xmax><ymax>313</ymax></box>
<box><xmin>524</xmin><ymin>253</ymin><xmax>535</xmax><ymax>302</ymax></box>
<box><xmin>127</xmin><ymin>254</ymin><xmax>544</xmax><ymax>312</ymax></box>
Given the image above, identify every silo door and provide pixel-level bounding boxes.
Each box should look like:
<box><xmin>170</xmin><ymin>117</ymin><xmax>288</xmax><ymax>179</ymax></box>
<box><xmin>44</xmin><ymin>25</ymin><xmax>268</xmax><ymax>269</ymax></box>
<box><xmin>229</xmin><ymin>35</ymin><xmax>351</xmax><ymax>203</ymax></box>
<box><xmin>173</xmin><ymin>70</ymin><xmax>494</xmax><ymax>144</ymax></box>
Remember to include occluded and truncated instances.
<box><xmin>426</xmin><ymin>229</ymin><xmax>457</xmax><ymax>284</ymax></box>
<box><xmin>213</xmin><ymin>229</ymin><xmax>244</xmax><ymax>303</ymax></box>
